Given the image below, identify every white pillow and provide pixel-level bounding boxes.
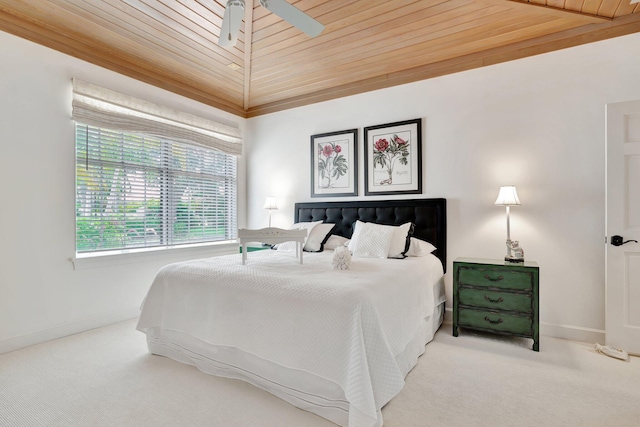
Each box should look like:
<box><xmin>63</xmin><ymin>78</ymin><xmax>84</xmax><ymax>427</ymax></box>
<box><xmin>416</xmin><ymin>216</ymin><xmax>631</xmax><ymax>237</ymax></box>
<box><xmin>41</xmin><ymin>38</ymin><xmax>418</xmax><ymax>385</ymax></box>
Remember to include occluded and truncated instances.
<box><xmin>387</xmin><ymin>222</ymin><xmax>414</xmax><ymax>258</ymax></box>
<box><xmin>304</xmin><ymin>223</ymin><xmax>335</xmax><ymax>252</ymax></box>
<box><xmin>348</xmin><ymin>221</ymin><xmax>394</xmax><ymax>259</ymax></box>
<box><xmin>276</xmin><ymin>221</ymin><xmax>322</xmax><ymax>252</ymax></box>
<box><xmin>324</xmin><ymin>235</ymin><xmax>349</xmax><ymax>250</ymax></box>
<box><xmin>406</xmin><ymin>237</ymin><xmax>437</xmax><ymax>257</ymax></box>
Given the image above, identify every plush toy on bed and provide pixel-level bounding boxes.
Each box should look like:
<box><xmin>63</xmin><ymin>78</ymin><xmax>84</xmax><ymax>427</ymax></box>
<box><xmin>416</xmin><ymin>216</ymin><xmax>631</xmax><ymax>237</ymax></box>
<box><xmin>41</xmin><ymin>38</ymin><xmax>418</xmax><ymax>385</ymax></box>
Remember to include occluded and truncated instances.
<box><xmin>332</xmin><ymin>245</ymin><xmax>352</xmax><ymax>270</ymax></box>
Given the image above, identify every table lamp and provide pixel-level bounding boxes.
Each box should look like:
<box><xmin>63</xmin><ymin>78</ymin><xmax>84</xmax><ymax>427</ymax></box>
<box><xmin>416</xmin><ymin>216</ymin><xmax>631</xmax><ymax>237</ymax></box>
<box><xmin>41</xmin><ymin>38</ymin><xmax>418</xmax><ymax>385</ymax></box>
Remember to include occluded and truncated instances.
<box><xmin>494</xmin><ymin>186</ymin><xmax>523</xmax><ymax>262</ymax></box>
<box><xmin>263</xmin><ymin>197</ymin><xmax>278</xmax><ymax>227</ymax></box>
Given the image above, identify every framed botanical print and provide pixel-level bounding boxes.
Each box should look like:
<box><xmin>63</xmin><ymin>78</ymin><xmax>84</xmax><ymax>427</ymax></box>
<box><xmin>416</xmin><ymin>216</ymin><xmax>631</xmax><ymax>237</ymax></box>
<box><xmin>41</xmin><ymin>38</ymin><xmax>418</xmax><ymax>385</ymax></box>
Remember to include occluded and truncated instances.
<box><xmin>363</xmin><ymin>118</ymin><xmax>422</xmax><ymax>196</ymax></box>
<box><xmin>311</xmin><ymin>129</ymin><xmax>358</xmax><ymax>197</ymax></box>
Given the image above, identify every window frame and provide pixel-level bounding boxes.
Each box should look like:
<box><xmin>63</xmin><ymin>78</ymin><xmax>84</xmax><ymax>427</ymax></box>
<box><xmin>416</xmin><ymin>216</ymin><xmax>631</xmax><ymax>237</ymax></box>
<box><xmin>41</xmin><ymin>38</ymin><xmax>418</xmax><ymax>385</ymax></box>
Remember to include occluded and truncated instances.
<box><xmin>74</xmin><ymin>123</ymin><xmax>238</xmax><ymax>256</ymax></box>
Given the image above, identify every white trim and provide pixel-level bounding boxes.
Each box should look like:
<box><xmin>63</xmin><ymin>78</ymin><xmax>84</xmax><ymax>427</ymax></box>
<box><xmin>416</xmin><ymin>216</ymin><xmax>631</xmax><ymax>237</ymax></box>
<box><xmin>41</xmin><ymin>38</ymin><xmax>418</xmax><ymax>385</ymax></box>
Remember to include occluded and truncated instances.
<box><xmin>0</xmin><ymin>307</ymin><xmax>140</xmax><ymax>355</ymax></box>
<box><xmin>539</xmin><ymin>322</ymin><xmax>605</xmax><ymax>344</ymax></box>
<box><xmin>1</xmin><ymin>307</ymin><xmax>606</xmax><ymax>356</ymax></box>
<box><xmin>71</xmin><ymin>241</ymin><xmax>239</xmax><ymax>270</ymax></box>
<box><xmin>444</xmin><ymin>308</ymin><xmax>605</xmax><ymax>343</ymax></box>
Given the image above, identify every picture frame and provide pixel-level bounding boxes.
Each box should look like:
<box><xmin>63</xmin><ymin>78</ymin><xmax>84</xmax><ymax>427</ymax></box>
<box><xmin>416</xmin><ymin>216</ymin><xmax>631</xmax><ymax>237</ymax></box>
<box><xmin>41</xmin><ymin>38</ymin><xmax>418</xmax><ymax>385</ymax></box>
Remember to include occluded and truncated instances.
<box><xmin>364</xmin><ymin>118</ymin><xmax>422</xmax><ymax>196</ymax></box>
<box><xmin>311</xmin><ymin>129</ymin><xmax>358</xmax><ymax>197</ymax></box>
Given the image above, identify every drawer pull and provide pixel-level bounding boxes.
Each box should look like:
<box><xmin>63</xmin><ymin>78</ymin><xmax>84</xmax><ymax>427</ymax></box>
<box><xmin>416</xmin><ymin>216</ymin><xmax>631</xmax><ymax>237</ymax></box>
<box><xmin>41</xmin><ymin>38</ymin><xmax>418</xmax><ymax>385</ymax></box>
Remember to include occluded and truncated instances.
<box><xmin>484</xmin><ymin>316</ymin><xmax>503</xmax><ymax>325</ymax></box>
<box><xmin>484</xmin><ymin>295</ymin><xmax>504</xmax><ymax>304</ymax></box>
<box><xmin>484</xmin><ymin>274</ymin><xmax>504</xmax><ymax>282</ymax></box>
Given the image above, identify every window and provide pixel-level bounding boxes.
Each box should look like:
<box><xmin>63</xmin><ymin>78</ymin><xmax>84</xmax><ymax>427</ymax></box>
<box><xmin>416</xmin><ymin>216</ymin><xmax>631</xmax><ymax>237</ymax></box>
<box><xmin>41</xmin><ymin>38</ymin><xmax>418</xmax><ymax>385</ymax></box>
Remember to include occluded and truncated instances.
<box><xmin>71</xmin><ymin>79</ymin><xmax>242</xmax><ymax>255</ymax></box>
<box><xmin>75</xmin><ymin>124</ymin><xmax>237</xmax><ymax>253</ymax></box>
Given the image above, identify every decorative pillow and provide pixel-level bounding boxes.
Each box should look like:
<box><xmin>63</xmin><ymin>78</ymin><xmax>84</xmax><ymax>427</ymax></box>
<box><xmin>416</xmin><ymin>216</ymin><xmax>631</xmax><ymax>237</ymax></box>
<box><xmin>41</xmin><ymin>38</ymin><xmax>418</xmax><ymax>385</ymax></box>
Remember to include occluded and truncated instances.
<box><xmin>406</xmin><ymin>237</ymin><xmax>437</xmax><ymax>257</ymax></box>
<box><xmin>387</xmin><ymin>222</ymin><xmax>415</xmax><ymax>259</ymax></box>
<box><xmin>276</xmin><ymin>221</ymin><xmax>323</xmax><ymax>252</ymax></box>
<box><xmin>304</xmin><ymin>223</ymin><xmax>335</xmax><ymax>252</ymax></box>
<box><xmin>324</xmin><ymin>235</ymin><xmax>350</xmax><ymax>250</ymax></box>
<box><xmin>348</xmin><ymin>221</ymin><xmax>394</xmax><ymax>259</ymax></box>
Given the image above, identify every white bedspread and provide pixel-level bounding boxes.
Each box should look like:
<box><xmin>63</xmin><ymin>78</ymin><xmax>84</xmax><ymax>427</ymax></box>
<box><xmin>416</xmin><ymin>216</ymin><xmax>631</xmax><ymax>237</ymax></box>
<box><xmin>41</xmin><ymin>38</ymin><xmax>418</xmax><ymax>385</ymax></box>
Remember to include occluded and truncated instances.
<box><xmin>137</xmin><ymin>250</ymin><xmax>445</xmax><ymax>427</ymax></box>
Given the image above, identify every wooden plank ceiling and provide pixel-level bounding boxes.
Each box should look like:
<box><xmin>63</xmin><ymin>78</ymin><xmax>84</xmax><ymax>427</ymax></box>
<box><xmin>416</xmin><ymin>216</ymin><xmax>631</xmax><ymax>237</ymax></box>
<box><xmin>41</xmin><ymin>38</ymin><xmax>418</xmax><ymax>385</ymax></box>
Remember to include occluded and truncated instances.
<box><xmin>0</xmin><ymin>0</ymin><xmax>639</xmax><ymax>118</ymax></box>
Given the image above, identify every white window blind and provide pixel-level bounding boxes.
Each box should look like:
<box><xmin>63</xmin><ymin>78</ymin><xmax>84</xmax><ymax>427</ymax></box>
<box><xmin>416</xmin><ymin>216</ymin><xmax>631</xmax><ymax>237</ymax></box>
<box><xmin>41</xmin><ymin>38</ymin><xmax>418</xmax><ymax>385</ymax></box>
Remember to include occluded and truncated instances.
<box><xmin>76</xmin><ymin>124</ymin><xmax>237</xmax><ymax>253</ymax></box>
<box><xmin>72</xmin><ymin>79</ymin><xmax>243</xmax><ymax>156</ymax></box>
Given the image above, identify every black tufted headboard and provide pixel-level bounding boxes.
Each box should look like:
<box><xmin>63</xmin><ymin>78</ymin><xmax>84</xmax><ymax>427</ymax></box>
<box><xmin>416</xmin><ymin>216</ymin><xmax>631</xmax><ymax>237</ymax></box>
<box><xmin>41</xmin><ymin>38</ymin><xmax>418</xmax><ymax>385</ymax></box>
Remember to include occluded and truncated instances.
<box><xmin>294</xmin><ymin>198</ymin><xmax>447</xmax><ymax>272</ymax></box>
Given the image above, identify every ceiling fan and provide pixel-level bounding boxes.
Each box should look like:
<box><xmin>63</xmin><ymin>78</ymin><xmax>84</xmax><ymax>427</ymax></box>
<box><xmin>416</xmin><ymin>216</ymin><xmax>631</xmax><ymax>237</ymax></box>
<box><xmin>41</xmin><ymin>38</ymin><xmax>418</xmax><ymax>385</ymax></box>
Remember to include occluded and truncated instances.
<box><xmin>218</xmin><ymin>0</ymin><xmax>324</xmax><ymax>47</ymax></box>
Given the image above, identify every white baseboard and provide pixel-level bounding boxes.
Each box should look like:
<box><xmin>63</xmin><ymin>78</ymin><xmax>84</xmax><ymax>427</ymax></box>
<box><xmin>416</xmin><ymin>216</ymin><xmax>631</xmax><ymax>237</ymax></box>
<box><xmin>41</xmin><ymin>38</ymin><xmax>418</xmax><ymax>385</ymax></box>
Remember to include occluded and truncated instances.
<box><xmin>539</xmin><ymin>322</ymin><xmax>604</xmax><ymax>344</ymax></box>
<box><xmin>444</xmin><ymin>308</ymin><xmax>604</xmax><ymax>344</ymax></box>
<box><xmin>3</xmin><ymin>308</ymin><xmax>606</xmax><ymax>355</ymax></box>
<box><xmin>0</xmin><ymin>307</ymin><xmax>140</xmax><ymax>355</ymax></box>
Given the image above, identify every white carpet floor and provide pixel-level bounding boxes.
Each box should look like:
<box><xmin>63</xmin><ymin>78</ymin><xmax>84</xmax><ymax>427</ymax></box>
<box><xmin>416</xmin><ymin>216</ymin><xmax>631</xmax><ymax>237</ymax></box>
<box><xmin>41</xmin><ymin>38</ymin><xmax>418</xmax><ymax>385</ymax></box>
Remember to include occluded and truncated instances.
<box><xmin>1</xmin><ymin>319</ymin><xmax>639</xmax><ymax>427</ymax></box>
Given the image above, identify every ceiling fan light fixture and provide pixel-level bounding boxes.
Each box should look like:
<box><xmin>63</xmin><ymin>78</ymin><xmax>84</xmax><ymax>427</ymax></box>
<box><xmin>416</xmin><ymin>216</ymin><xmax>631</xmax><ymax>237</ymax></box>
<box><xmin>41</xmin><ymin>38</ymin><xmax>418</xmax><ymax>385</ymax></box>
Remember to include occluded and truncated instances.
<box><xmin>229</xmin><ymin>0</ymin><xmax>245</xmax><ymax>8</ymax></box>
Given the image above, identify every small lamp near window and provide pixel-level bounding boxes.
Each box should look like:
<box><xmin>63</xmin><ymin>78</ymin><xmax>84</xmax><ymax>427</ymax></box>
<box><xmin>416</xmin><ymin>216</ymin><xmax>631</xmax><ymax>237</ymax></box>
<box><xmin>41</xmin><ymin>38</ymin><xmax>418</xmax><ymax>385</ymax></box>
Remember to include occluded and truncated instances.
<box><xmin>495</xmin><ymin>186</ymin><xmax>524</xmax><ymax>263</ymax></box>
<box><xmin>263</xmin><ymin>197</ymin><xmax>278</xmax><ymax>227</ymax></box>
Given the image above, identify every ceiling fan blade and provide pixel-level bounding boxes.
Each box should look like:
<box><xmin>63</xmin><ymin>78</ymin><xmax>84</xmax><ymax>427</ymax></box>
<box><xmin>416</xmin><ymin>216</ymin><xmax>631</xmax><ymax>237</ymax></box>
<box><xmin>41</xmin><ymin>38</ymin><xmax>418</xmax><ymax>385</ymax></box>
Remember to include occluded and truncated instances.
<box><xmin>260</xmin><ymin>0</ymin><xmax>324</xmax><ymax>37</ymax></box>
<box><xmin>218</xmin><ymin>0</ymin><xmax>245</xmax><ymax>48</ymax></box>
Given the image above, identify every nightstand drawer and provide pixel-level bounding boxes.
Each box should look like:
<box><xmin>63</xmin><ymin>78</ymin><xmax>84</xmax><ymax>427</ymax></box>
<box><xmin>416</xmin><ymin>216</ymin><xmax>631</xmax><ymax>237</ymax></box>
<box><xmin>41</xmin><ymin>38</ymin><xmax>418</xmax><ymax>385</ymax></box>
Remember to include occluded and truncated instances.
<box><xmin>459</xmin><ymin>267</ymin><xmax>533</xmax><ymax>291</ymax></box>
<box><xmin>458</xmin><ymin>308</ymin><xmax>532</xmax><ymax>335</ymax></box>
<box><xmin>458</xmin><ymin>288</ymin><xmax>532</xmax><ymax>313</ymax></box>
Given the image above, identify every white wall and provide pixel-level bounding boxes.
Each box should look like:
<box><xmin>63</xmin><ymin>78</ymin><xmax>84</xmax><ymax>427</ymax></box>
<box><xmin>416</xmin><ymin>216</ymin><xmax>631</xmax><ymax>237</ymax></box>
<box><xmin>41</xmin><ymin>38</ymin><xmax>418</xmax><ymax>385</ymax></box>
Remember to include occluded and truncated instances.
<box><xmin>0</xmin><ymin>31</ymin><xmax>246</xmax><ymax>353</ymax></box>
<box><xmin>3</xmin><ymin>26</ymin><xmax>639</xmax><ymax>351</ymax></box>
<box><xmin>246</xmin><ymin>32</ymin><xmax>640</xmax><ymax>342</ymax></box>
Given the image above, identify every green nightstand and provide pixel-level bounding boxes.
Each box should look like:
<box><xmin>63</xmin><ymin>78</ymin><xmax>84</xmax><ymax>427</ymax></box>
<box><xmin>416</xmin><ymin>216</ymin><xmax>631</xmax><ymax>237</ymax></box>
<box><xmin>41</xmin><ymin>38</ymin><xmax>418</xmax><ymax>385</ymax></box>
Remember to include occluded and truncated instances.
<box><xmin>453</xmin><ymin>257</ymin><xmax>540</xmax><ymax>351</ymax></box>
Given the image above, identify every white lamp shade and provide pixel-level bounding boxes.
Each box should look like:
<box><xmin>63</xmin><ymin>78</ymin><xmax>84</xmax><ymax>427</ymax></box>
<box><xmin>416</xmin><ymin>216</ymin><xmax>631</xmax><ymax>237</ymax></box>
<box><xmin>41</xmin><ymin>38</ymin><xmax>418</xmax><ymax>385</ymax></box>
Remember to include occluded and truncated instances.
<box><xmin>494</xmin><ymin>186</ymin><xmax>521</xmax><ymax>206</ymax></box>
<box><xmin>263</xmin><ymin>197</ymin><xmax>278</xmax><ymax>210</ymax></box>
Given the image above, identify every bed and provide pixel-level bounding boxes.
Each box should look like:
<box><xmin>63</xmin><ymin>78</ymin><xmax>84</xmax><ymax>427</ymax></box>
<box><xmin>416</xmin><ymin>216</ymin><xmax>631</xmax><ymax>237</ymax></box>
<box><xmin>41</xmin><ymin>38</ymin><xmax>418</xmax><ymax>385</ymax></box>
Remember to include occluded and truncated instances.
<box><xmin>136</xmin><ymin>198</ymin><xmax>447</xmax><ymax>427</ymax></box>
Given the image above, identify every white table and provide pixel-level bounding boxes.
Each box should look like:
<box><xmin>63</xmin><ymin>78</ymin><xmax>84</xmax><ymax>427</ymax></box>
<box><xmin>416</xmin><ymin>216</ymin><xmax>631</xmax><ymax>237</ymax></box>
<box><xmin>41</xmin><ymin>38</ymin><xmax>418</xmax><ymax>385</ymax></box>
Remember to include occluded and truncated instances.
<box><xmin>238</xmin><ymin>228</ymin><xmax>307</xmax><ymax>265</ymax></box>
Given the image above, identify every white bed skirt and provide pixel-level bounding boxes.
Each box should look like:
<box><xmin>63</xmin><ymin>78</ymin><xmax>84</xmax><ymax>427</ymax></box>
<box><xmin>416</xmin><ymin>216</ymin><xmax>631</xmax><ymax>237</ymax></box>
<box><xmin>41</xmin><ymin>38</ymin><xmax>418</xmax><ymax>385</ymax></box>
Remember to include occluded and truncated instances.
<box><xmin>145</xmin><ymin>302</ymin><xmax>445</xmax><ymax>427</ymax></box>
